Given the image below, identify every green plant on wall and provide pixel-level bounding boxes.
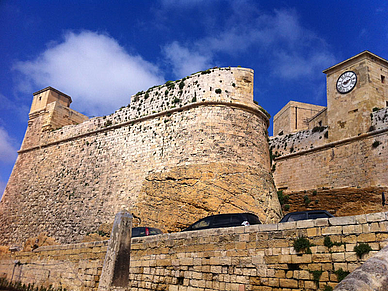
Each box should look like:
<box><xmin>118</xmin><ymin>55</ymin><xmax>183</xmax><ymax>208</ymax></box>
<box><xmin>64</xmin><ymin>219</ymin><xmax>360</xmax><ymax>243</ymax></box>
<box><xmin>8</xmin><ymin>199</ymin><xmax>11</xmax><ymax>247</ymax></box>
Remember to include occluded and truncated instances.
<box><xmin>324</xmin><ymin>236</ymin><xmax>344</xmax><ymax>249</ymax></box>
<box><xmin>309</xmin><ymin>270</ymin><xmax>323</xmax><ymax>287</ymax></box>
<box><xmin>293</xmin><ymin>236</ymin><xmax>313</xmax><ymax>254</ymax></box>
<box><xmin>303</xmin><ymin>195</ymin><xmax>311</xmax><ymax>206</ymax></box>
<box><xmin>354</xmin><ymin>243</ymin><xmax>372</xmax><ymax>258</ymax></box>
<box><xmin>277</xmin><ymin>190</ymin><xmax>289</xmax><ymax>206</ymax></box>
<box><xmin>334</xmin><ymin>268</ymin><xmax>350</xmax><ymax>282</ymax></box>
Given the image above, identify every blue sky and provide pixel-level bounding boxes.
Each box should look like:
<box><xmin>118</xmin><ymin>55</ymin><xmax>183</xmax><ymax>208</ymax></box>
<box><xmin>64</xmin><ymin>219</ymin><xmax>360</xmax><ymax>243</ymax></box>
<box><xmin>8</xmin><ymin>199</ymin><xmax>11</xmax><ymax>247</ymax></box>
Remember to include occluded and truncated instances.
<box><xmin>1</xmin><ymin>0</ymin><xmax>388</xmax><ymax>196</ymax></box>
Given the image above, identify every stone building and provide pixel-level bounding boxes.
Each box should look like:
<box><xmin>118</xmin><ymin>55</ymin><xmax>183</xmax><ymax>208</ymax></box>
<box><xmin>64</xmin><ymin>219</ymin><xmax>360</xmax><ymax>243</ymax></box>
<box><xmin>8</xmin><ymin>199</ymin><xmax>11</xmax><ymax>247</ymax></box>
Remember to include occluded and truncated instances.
<box><xmin>271</xmin><ymin>51</ymin><xmax>388</xmax><ymax>216</ymax></box>
<box><xmin>0</xmin><ymin>67</ymin><xmax>281</xmax><ymax>246</ymax></box>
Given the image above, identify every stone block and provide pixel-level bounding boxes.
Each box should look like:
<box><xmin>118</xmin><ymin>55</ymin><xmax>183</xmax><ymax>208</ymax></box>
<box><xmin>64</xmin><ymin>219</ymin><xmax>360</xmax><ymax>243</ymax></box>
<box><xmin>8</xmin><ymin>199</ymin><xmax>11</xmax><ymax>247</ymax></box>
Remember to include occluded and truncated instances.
<box><xmin>278</xmin><ymin>222</ymin><xmax>296</xmax><ymax>230</ymax></box>
<box><xmin>329</xmin><ymin>216</ymin><xmax>355</xmax><ymax>226</ymax></box>
<box><xmin>303</xmin><ymin>280</ymin><xmax>316</xmax><ymax>289</ymax></box>
<box><xmin>331</xmin><ymin>252</ymin><xmax>345</xmax><ymax>262</ymax></box>
<box><xmin>315</xmin><ymin>218</ymin><xmax>330</xmax><ymax>227</ymax></box>
<box><xmin>357</xmin><ymin>233</ymin><xmax>376</xmax><ymax>242</ymax></box>
<box><xmin>291</xmin><ymin>254</ymin><xmax>312</xmax><ymax>264</ymax></box>
<box><xmin>307</xmin><ymin>227</ymin><xmax>319</xmax><ymax>237</ymax></box>
<box><xmin>258</xmin><ymin>224</ymin><xmax>278</xmax><ymax>231</ymax></box>
<box><xmin>345</xmin><ymin>252</ymin><xmax>357</xmax><ymax>262</ymax></box>
<box><xmin>294</xmin><ymin>270</ymin><xmax>310</xmax><ymax>280</ymax></box>
<box><xmin>334</xmin><ymin>263</ymin><xmax>348</xmax><ymax>271</ymax></box>
<box><xmin>267</xmin><ymin>278</ymin><xmax>279</xmax><ymax>287</ymax></box>
<box><xmin>312</xmin><ymin>254</ymin><xmax>332</xmax><ymax>263</ymax></box>
<box><xmin>354</xmin><ymin>214</ymin><xmax>367</xmax><ymax>224</ymax></box>
<box><xmin>296</xmin><ymin>220</ymin><xmax>315</xmax><ymax>228</ymax></box>
<box><xmin>366</xmin><ymin>212</ymin><xmax>386</xmax><ymax>222</ymax></box>
<box><xmin>321</xmin><ymin>226</ymin><xmax>342</xmax><ymax>235</ymax></box>
<box><xmin>279</xmin><ymin>279</ymin><xmax>298</xmax><ymax>288</ymax></box>
<box><xmin>278</xmin><ymin>254</ymin><xmax>292</xmax><ymax>264</ymax></box>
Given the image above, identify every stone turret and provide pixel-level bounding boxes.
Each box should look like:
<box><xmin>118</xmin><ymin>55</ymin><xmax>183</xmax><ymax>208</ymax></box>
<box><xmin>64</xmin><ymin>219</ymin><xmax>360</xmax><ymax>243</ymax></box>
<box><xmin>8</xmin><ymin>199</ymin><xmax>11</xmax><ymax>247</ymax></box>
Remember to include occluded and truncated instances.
<box><xmin>21</xmin><ymin>87</ymin><xmax>88</xmax><ymax>150</ymax></box>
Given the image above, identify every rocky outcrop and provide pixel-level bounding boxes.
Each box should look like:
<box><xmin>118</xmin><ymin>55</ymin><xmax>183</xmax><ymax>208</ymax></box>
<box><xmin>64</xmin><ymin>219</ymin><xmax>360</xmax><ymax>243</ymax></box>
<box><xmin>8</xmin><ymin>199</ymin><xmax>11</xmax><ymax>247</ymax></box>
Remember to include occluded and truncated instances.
<box><xmin>136</xmin><ymin>163</ymin><xmax>281</xmax><ymax>232</ymax></box>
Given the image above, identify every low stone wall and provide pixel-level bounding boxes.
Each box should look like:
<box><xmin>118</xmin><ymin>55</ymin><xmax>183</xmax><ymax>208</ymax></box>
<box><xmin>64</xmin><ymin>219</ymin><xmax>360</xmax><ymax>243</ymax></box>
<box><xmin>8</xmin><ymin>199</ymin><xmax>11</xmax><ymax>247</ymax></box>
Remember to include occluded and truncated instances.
<box><xmin>1</xmin><ymin>212</ymin><xmax>387</xmax><ymax>290</ymax></box>
<box><xmin>0</xmin><ymin>241</ymin><xmax>107</xmax><ymax>290</ymax></box>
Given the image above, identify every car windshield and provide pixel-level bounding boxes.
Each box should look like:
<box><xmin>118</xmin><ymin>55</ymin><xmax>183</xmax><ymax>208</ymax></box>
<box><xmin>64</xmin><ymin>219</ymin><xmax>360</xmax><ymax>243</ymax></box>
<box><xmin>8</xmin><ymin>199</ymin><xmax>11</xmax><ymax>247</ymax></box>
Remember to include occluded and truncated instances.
<box><xmin>308</xmin><ymin>212</ymin><xmax>330</xmax><ymax>219</ymax></box>
<box><xmin>191</xmin><ymin>217</ymin><xmax>211</xmax><ymax>229</ymax></box>
<box><xmin>287</xmin><ymin>213</ymin><xmax>307</xmax><ymax>222</ymax></box>
<box><xmin>132</xmin><ymin>228</ymin><xmax>144</xmax><ymax>237</ymax></box>
<box><xmin>211</xmin><ymin>214</ymin><xmax>241</xmax><ymax>227</ymax></box>
<box><xmin>148</xmin><ymin>228</ymin><xmax>162</xmax><ymax>235</ymax></box>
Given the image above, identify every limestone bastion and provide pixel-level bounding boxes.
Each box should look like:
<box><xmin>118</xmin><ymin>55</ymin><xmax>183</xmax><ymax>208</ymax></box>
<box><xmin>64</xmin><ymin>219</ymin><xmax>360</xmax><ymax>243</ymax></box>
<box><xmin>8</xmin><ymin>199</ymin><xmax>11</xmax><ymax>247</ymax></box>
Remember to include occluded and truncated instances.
<box><xmin>0</xmin><ymin>67</ymin><xmax>282</xmax><ymax>246</ymax></box>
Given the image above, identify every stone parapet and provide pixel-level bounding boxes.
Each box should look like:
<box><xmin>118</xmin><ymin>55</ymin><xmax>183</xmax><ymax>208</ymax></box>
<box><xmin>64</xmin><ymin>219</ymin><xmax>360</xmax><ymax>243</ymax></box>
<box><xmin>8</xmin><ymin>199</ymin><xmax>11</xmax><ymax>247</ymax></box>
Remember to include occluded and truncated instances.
<box><xmin>0</xmin><ymin>212</ymin><xmax>387</xmax><ymax>290</ymax></box>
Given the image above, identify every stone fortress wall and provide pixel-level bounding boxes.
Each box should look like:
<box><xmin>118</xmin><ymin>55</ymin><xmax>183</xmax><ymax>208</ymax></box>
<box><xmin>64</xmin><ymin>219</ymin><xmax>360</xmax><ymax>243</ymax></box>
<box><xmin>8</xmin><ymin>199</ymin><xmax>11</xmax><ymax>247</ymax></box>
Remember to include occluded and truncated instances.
<box><xmin>0</xmin><ymin>211</ymin><xmax>387</xmax><ymax>291</ymax></box>
<box><xmin>0</xmin><ymin>67</ymin><xmax>281</xmax><ymax>247</ymax></box>
<box><xmin>270</xmin><ymin>51</ymin><xmax>388</xmax><ymax>215</ymax></box>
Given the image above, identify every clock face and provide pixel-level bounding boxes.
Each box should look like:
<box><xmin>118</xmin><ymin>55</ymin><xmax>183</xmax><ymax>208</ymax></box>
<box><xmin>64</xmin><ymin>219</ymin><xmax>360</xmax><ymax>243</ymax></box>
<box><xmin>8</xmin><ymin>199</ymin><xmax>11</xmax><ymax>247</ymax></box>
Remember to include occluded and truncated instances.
<box><xmin>336</xmin><ymin>71</ymin><xmax>357</xmax><ymax>94</ymax></box>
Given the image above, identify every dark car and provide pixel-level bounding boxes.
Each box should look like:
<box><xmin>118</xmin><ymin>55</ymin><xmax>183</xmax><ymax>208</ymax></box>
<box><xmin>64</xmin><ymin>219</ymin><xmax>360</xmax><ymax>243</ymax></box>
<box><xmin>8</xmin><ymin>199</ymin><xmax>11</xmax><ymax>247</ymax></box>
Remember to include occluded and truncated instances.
<box><xmin>280</xmin><ymin>210</ymin><xmax>334</xmax><ymax>223</ymax></box>
<box><xmin>183</xmin><ymin>213</ymin><xmax>261</xmax><ymax>232</ymax></box>
<box><xmin>132</xmin><ymin>227</ymin><xmax>163</xmax><ymax>237</ymax></box>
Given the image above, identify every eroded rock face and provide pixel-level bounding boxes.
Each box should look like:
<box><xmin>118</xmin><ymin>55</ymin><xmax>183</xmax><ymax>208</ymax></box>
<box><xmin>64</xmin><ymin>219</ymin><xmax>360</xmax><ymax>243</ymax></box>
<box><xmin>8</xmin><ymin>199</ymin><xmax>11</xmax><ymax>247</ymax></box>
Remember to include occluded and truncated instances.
<box><xmin>135</xmin><ymin>163</ymin><xmax>282</xmax><ymax>232</ymax></box>
<box><xmin>280</xmin><ymin>187</ymin><xmax>388</xmax><ymax>217</ymax></box>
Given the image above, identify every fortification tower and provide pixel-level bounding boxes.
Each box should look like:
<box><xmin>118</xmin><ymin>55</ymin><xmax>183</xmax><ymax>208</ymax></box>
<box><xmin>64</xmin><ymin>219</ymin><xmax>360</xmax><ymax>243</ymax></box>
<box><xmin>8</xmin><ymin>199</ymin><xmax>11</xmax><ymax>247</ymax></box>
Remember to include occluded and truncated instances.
<box><xmin>0</xmin><ymin>67</ymin><xmax>281</xmax><ymax>246</ymax></box>
<box><xmin>21</xmin><ymin>87</ymin><xmax>88</xmax><ymax>150</ymax></box>
<box><xmin>324</xmin><ymin>51</ymin><xmax>388</xmax><ymax>142</ymax></box>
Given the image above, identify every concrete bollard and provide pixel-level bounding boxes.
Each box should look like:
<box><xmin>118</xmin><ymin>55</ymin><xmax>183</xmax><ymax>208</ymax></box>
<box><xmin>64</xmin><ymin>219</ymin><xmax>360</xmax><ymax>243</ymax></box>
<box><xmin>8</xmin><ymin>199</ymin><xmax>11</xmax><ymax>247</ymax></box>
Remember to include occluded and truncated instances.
<box><xmin>98</xmin><ymin>211</ymin><xmax>133</xmax><ymax>291</ymax></box>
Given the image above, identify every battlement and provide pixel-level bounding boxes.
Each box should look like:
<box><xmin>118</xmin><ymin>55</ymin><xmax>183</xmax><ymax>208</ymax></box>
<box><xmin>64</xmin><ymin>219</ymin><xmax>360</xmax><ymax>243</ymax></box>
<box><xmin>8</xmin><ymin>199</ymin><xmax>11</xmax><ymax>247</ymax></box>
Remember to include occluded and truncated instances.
<box><xmin>21</xmin><ymin>67</ymin><xmax>267</xmax><ymax>152</ymax></box>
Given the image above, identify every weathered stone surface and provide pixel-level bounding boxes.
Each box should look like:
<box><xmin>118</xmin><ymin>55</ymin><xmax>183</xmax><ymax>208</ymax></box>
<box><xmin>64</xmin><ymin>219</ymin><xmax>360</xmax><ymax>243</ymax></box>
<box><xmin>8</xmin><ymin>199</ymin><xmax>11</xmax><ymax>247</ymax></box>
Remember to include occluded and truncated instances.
<box><xmin>0</xmin><ymin>212</ymin><xmax>387</xmax><ymax>291</ymax></box>
<box><xmin>23</xmin><ymin>232</ymin><xmax>58</xmax><ymax>252</ymax></box>
<box><xmin>0</xmin><ymin>67</ymin><xmax>279</xmax><ymax>246</ymax></box>
<box><xmin>136</xmin><ymin>163</ymin><xmax>281</xmax><ymax>232</ymax></box>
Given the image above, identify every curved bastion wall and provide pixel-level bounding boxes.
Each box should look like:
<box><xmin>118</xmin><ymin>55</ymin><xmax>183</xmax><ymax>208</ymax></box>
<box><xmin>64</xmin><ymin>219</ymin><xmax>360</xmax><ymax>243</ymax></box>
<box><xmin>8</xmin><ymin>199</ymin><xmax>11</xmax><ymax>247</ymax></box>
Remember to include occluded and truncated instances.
<box><xmin>0</xmin><ymin>67</ymin><xmax>281</xmax><ymax>246</ymax></box>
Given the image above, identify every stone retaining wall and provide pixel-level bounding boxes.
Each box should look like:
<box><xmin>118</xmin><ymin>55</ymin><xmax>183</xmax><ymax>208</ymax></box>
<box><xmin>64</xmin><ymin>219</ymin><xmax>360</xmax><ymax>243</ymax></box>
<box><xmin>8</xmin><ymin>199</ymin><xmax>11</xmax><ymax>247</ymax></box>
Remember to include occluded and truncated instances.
<box><xmin>1</xmin><ymin>212</ymin><xmax>387</xmax><ymax>290</ymax></box>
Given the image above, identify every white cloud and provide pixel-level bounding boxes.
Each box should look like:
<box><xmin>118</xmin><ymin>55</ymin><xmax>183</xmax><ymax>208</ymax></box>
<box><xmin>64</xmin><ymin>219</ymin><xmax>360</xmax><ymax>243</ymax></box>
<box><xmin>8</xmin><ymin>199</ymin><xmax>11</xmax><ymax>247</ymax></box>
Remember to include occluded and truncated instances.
<box><xmin>162</xmin><ymin>7</ymin><xmax>335</xmax><ymax>80</ymax></box>
<box><xmin>14</xmin><ymin>31</ymin><xmax>165</xmax><ymax>116</ymax></box>
<box><xmin>271</xmin><ymin>50</ymin><xmax>336</xmax><ymax>80</ymax></box>
<box><xmin>0</xmin><ymin>127</ymin><xmax>18</xmax><ymax>164</ymax></box>
<box><xmin>162</xmin><ymin>41</ymin><xmax>213</xmax><ymax>78</ymax></box>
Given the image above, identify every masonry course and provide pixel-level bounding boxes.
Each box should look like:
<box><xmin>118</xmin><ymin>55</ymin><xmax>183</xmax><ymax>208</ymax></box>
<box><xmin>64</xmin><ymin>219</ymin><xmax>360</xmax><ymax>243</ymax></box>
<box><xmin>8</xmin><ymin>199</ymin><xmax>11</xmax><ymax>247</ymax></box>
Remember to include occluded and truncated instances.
<box><xmin>0</xmin><ymin>212</ymin><xmax>387</xmax><ymax>290</ymax></box>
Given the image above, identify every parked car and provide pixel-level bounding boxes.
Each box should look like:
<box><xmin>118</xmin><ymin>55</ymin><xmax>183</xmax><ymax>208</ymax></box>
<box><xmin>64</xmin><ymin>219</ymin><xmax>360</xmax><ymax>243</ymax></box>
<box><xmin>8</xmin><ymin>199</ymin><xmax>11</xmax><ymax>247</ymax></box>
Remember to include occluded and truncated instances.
<box><xmin>280</xmin><ymin>210</ymin><xmax>334</xmax><ymax>223</ymax></box>
<box><xmin>183</xmin><ymin>213</ymin><xmax>261</xmax><ymax>232</ymax></box>
<box><xmin>132</xmin><ymin>227</ymin><xmax>163</xmax><ymax>237</ymax></box>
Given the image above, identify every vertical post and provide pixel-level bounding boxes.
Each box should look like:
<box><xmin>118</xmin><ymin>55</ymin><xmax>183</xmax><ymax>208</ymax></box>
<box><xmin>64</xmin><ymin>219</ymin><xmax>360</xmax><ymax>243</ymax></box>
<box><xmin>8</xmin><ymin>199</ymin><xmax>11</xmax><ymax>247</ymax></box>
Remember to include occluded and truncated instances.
<box><xmin>98</xmin><ymin>211</ymin><xmax>132</xmax><ymax>291</ymax></box>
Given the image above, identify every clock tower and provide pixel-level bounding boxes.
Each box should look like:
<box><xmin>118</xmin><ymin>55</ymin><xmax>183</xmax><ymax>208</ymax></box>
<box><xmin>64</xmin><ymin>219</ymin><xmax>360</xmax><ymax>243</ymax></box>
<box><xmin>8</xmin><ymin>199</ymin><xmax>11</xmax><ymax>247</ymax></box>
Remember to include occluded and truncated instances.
<box><xmin>323</xmin><ymin>51</ymin><xmax>388</xmax><ymax>142</ymax></box>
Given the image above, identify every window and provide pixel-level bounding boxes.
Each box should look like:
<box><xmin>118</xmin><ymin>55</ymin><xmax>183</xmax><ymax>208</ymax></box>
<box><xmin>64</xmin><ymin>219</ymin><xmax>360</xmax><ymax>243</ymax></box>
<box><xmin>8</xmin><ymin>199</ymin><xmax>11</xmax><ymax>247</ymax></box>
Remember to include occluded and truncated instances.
<box><xmin>192</xmin><ymin>218</ymin><xmax>211</xmax><ymax>229</ymax></box>
<box><xmin>287</xmin><ymin>213</ymin><xmax>307</xmax><ymax>222</ymax></box>
<box><xmin>381</xmin><ymin>75</ymin><xmax>385</xmax><ymax>83</ymax></box>
<box><xmin>212</xmin><ymin>215</ymin><xmax>232</xmax><ymax>226</ymax></box>
<box><xmin>308</xmin><ymin>212</ymin><xmax>330</xmax><ymax>219</ymax></box>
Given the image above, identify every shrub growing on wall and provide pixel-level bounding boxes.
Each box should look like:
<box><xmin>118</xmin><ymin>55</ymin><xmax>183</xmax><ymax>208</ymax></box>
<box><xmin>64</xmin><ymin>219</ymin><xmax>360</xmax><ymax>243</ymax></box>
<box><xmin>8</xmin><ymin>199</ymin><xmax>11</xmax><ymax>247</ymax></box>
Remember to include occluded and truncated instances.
<box><xmin>354</xmin><ymin>243</ymin><xmax>372</xmax><ymax>258</ymax></box>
